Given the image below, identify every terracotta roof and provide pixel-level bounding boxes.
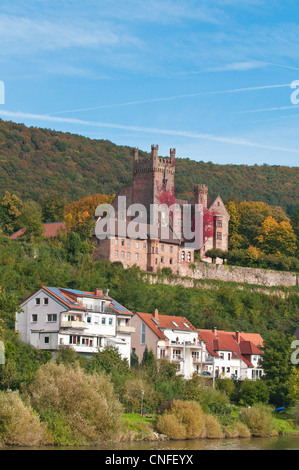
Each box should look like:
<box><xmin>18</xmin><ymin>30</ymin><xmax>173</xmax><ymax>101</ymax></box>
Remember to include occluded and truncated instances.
<box><xmin>197</xmin><ymin>329</ymin><xmax>263</xmax><ymax>368</ymax></box>
<box><xmin>135</xmin><ymin>312</ymin><xmax>197</xmax><ymax>340</ymax></box>
<box><xmin>10</xmin><ymin>222</ymin><xmax>66</xmax><ymax>240</ymax></box>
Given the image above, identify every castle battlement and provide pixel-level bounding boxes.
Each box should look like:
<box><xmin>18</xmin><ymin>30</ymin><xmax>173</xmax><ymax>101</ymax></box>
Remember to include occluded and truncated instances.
<box><xmin>133</xmin><ymin>145</ymin><xmax>175</xmax><ymax>175</ymax></box>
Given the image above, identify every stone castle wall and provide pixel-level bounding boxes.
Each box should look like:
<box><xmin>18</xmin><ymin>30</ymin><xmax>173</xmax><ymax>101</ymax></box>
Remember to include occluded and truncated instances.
<box><xmin>176</xmin><ymin>261</ymin><xmax>298</xmax><ymax>287</ymax></box>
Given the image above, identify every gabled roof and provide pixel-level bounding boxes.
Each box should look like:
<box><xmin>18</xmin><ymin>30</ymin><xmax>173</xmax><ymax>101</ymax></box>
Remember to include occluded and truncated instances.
<box><xmin>135</xmin><ymin>312</ymin><xmax>197</xmax><ymax>340</ymax></box>
<box><xmin>198</xmin><ymin>329</ymin><xmax>263</xmax><ymax>368</ymax></box>
<box><xmin>19</xmin><ymin>286</ymin><xmax>132</xmax><ymax>315</ymax></box>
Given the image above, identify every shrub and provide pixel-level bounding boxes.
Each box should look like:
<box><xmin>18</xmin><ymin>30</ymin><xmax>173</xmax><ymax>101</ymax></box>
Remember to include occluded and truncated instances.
<box><xmin>204</xmin><ymin>414</ymin><xmax>224</xmax><ymax>439</ymax></box>
<box><xmin>0</xmin><ymin>390</ymin><xmax>50</xmax><ymax>447</ymax></box>
<box><xmin>25</xmin><ymin>362</ymin><xmax>123</xmax><ymax>445</ymax></box>
<box><xmin>156</xmin><ymin>400</ymin><xmax>205</xmax><ymax>440</ymax></box>
<box><xmin>239</xmin><ymin>404</ymin><xmax>274</xmax><ymax>437</ymax></box>
<box><xmin>156</xmin><ymin>413</ymin><xmax>187</xmax><ymax>440</ymax></box>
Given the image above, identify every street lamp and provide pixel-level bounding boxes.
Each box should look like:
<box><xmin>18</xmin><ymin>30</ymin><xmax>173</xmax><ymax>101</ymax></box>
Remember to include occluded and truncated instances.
<box><xmin>140</xmin><ymin>390</ymin><xmax>144</xmax><ymax>416</ymax></box>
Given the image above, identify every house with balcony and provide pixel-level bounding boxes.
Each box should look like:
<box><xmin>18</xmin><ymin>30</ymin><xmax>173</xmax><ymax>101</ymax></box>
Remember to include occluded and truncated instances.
<box><xmin>198</xmin><ymin>328</ymin><xmax>264</xmax><ymax>380</ymax></box>
<box><xmin>15</xmin><ymin>286</ymin><xmax>135</xmax><ymax>364</ymax></box>
<box><xmin>129</xmin><ymin>310</ymin><xmax>206</xmax><ymax>379</ymax></box>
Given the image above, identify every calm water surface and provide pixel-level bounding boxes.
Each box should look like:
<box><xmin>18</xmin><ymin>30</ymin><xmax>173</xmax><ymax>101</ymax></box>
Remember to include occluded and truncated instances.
<box><xmin>4</xmin><ymin>435</ymin><xmax>299</xmax><ymax>451</ymax></box>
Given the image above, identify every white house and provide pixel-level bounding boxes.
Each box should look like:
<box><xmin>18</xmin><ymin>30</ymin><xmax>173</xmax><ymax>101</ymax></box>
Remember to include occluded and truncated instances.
<box><xmin>129</xmin><ymin>310</ymin><xmax>206</xmax><ymax>379</ymax></box>
<box><xmin>16</xmin><ymin>286</ymin><xmax>135</xmax><ymax>364</ymax></box>
<box><xmin>198</xmin><ymin>328</ymin><xmax>264</xmax><ymax>381</ymax></box>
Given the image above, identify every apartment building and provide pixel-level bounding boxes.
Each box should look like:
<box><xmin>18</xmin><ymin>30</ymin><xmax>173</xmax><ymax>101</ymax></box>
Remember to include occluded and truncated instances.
<box><xmin>198</xmin><ymin>328</ymin><xmax>264</xmax><ymax>380</ymax></box>
<box><xmin>15</xmin><ymin>286</ymin><xmax>135</xmax><ymax>364</ymax></box>
<box><xmin>129</xmin><ymin>309</ymin><xmax>206</xmax><ymax>379</ymax></box>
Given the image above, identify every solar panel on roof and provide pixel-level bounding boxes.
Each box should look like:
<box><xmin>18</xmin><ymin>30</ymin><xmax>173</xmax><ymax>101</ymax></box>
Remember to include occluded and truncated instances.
<box><xmin>45</xmin><ymin>287</ymin><xmax>80</xmax><ymax>305</ymax></box>
<box><xmin>183</xmin><ymin>322</ymin><xmax>190</xmax><ymax>328</ymax></box>
<box><xmin>172</xmin><ymin>321</ymin><xmax>179</xmax><ymax>327</ymax></box>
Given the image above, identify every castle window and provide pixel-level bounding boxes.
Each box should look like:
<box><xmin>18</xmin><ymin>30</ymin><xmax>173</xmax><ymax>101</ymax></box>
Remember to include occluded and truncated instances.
<box><xmin>121</xmin><ymin>251</ymin><xmax>124</xmax><ymax>258</ymax></box>
<box><xmin>216</xmin><ymin>232</ymin><xmax>222</xmax><ymax>240</ymax></box>
<box><xmin>136</xmin><ymin>241</ymin><xmax>139</xmax><ymax>248</ymax></box>
<box><xmin>155</xmin><ymin>247</ymin><xmax>158</xmax><ymax>253</ymax></box>
<box><xmin>170</xmin><ymin>246</ymin><xmax>173</xmax><ymax>253</ymax></box>
<box><xmin>216</xmin><ymin>220</ymin><xmax>222</xmax><ymax>228</ymax></box>
<box><xmin>143</xmin><ymin>242</ymin><xmax>146</xmax><ymax>249</ymax></box>
<box><xmin>115</xmin><ymin>239</ymin><xmax>119</xmax><ymax>246</ymax></box>
<box><xmin>187</xmin><ymin>252</ymin><xmax>191</xmax><ymax>262</ymax></box>
<box><xmin>115</xmin><ymin>250</ymin><xmax>118</xmax><ymax>257</ymax></box>
<box><xmin>127</xmin><ymin>240</ymin><xmax>131</xmax><ymax>247</ymax></box>
<box><xmin>161</xmin><ymin>245</ymin><xmax>164</xmax><ymax>251</ymax></box>
<box><xmin>181</xmin><ymin>251</ymin><xmax>185</xmax><ymax>261</ymax></box>
<box><xmin>127</xmin><ymin>252</ymin><xmax>130</xmax><ymax>259</ymax></box>
<box><xmin>155</xmin><ymin>258</ymin><xmax>158</xmax><ymax>264</ymax></box>
<box><xmin>135</xmin><ymin>253</ymin><xmax>139</xmax><ymax>261</ymax></box>
<box><xmin>121</xmin><ymin>239</ymin><xmax>125</xmax><ymax>246</ymax></box>
<box><xmin>161</xmin><ymin>257</ymin><xmax>164</xmax><ymax>263</ymax></box>
<box><xmin>217</xmin><ymin>202</ymin><xmax>220</xmax><ymax>207</ymax></box>
<box><xmin>170</xmin><ymin>258</ymin><xmax>173</xmax><ymax>264</ymax></box>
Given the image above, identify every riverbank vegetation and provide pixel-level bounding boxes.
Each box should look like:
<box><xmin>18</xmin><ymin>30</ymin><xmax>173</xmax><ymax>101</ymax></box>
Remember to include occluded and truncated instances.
<box><xmin>0</xmin><ymin>343</ymin><xmax>298</xmax><ymax>447</ymax></box>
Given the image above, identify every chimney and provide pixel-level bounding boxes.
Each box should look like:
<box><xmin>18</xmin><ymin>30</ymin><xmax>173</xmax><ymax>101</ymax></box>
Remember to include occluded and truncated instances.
<box><xmin>236</xmin><ymin>331</ymin><xmax>240</xmax><ymax>343</ymax></box>
<box><xmin>212</xmin><ymin>326</ymin><xmax>217</xmax><ymax>337</ymax></box>
<box><xmin>95</xmin><ymin>288</ymin><xmax>103</xmax><ymax>296</ymax></box>
<box><xmin>154</xmin><ymin>308</ymin><xmax>159</xmax><ymax>320</ymax></box>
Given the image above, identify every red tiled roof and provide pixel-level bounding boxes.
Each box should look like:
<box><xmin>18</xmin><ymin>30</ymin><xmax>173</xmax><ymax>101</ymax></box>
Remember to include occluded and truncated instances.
<box><xmin>10</xmin><ymin>222</ymin><xmax>66</xmax><ymax>240</ymax></box>
<box><xmin>135</xmin><ymin>312</ymin><xmax>197</xmax><ymax>340</ymax></box>
<box><xmin>197</xmin><ymin>329</ymin><xmax>263</xmax><ymax>368</ymax></box>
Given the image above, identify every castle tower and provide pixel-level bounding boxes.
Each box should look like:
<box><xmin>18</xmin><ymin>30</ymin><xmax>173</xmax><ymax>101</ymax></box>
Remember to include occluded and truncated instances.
<box><xmin>194</xmin><ymin>184</ymin><xmax>208</xmax><ymax>210</ymax></box>
<box><xmin>132</xmin><ymin>145</ymin><xmax>176</xmax><ymax>223</ymax></box>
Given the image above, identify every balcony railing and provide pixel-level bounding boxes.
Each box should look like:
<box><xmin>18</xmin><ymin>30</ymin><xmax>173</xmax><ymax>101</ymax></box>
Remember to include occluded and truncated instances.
<box><xmin>116</xmin><ymin>325</ymin><xmax>136</xmax><ymax>334</ymax></box>
<box><xmin>61</xmin><ymin>320</ymin><xmax>87</xmax><ymax>329</ymax></box>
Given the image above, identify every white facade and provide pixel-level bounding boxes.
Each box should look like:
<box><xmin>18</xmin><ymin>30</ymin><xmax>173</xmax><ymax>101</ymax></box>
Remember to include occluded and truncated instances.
<box><xmin>16</xmin><ymin>287</ymin><xmax>135</xmax><ymax>365</ymax></box>
<box><xmin>203</xmin><ymin>347</ymin><xmax>263</xmax><ymax>381</ymax></box>
<box><xmin>157</xmin><ymin>328</ymin><xmax>206</xmax><ymax>379</ymax></box>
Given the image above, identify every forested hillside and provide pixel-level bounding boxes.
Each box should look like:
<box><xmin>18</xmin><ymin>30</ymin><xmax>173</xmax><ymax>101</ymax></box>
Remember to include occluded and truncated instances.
<box><xmin>0</xmin><ymin>119</ymin><xmax>298</xmax><ymax>215</ymax></box>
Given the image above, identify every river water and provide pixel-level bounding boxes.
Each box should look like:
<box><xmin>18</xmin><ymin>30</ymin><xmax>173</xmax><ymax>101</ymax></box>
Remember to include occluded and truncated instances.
<box><xmin>4</xmin><ymin>435</ymin><xmax>298</xmax><ymax>451</ymax></box>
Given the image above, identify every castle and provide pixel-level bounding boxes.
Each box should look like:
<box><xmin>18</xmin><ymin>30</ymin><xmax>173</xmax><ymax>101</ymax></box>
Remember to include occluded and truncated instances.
<box><xmin>94</xmin><ymin>145</ymin><xmax>230</xmax><ymax>274</ymax></box>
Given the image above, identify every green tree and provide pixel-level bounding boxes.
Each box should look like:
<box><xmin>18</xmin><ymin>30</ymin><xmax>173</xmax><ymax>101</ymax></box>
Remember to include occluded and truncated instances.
<box><xmin>41</xmin><ymin>191</ymin><xmax>66</xmax><ymax>223</ymax></box>
<box><xmin>17</xmin><ymin>200</ymin><xmax>44</xmax><ymax>239</ymax></box>
<box><xmin>0</xmin><ymin>191</ymin><xmax>23</xmax><ymax>235</ymax></box>
<box><xmin>237</xmin><ymin>379</ymin><xmax>269</xmax><ymax>406</ymax></box>
<box><xmin>261</xmin><ymin>331</ymin><xmax>297</xmax><ymax>406</ymax></box>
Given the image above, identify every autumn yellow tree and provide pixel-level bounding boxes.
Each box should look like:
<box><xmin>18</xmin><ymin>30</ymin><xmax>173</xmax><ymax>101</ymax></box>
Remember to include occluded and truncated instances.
<box><xmin>64</xmin><ymin>193</ymin><xmax>114</xmax><ymax>241</ymax></box>
<box><xmin>256</xmin><ymin>216</ymin><xmax>297</xmax><ymax>256</ymax></box>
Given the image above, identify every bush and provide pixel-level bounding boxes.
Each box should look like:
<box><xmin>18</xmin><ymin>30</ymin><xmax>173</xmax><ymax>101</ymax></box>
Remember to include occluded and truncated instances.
<box><xmin>0</xmin><ymin>390</ymin><xmax>50</xmax><ymax>447</ymax></box>
<box><xmin>156</xmin><ymin>400</ymin><xmax>205</xmax><ymax>440</ymax></box>
<box><xmin>204</xmin><ymin>414</ymin><xmax>224</xmax><ymax>439</ymax></box>
<box><xmin>156</xmin><ymin>413</ymin><xmax>187</xmax><ymax>440</ymax></box>
<box><xmin>25</xmin><ymin>362</ymin><xmax>123</xmax><ymax>445</ymax></box>
<box><xmin>239</xmin><ymin>404</ymin><xmax>274</xmax><ymax>437</ymax></box>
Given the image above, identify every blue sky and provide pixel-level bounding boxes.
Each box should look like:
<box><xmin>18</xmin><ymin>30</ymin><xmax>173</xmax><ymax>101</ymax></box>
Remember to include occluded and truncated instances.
<box><xmin>0</xmin><ymin>0</ymin><xmax>299</xmax><ymax>166</ymax></box>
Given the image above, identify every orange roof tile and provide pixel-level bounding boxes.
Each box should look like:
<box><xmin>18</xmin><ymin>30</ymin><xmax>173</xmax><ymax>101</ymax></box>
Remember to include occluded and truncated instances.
<box><xmin>136</xmin><ymin>312</ymin><xmax>197</xmax><ymax>339</ymax></box>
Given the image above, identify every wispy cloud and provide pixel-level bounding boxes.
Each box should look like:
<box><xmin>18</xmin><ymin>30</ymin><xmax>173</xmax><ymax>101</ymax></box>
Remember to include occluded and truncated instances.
<box><xmin>1</xmin><ymin>109</ymin><xmax>298</xmax><ymax>154</ymax></box>
<box><xmin>48</xmin><ymin>83</ymin><xmax>292</xmax><ymax>115</ymax></box>
<box><xmin>0</xmin><ymin>14</ymin><xmax>140</xmax><ymax>57</ymax></box>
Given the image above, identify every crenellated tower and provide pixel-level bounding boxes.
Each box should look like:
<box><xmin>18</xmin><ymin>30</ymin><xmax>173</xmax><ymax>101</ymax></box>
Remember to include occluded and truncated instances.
<box><xmin>132</xmin><ymin>145</ymin><xmax>176</xmax><ymax>223</ymax></box>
